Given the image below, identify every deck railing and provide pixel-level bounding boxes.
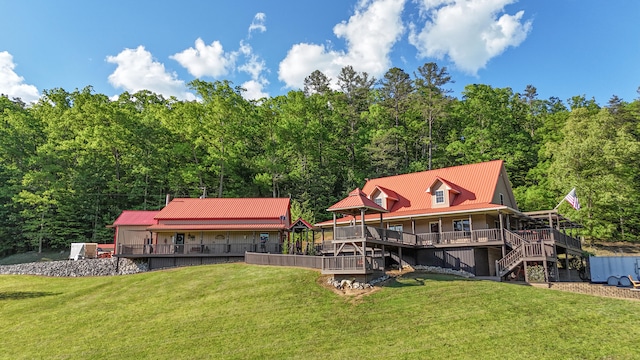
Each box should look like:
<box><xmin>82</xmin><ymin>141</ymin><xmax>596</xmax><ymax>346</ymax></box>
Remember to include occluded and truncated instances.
<box><xmin>321</xmin><ymin>255</ymin><xmax>384</xmax><ymax>273</ymax></box>
<box><xmin>117</xmin><ymin>242</ymin><xmax>282</xmax><ymax>256</ymax></box>
<box><xmin>331</xmin><ymin>225</ymin><xmax>578</xmax><ymax>251</ymax></box>
<box><xmin>245</xmin><ymin>252</ymin><xmax>322</xmax><ymax>269</ymax></box>
<box><xmin>513</xmin><ymin>229</ymin><xmax>581</xmax><ymax>250</ymax></box>
<box><xmin>416</xmin><ymin>229</ymin><xmax>502</xmax><ymax>246</ymax></box>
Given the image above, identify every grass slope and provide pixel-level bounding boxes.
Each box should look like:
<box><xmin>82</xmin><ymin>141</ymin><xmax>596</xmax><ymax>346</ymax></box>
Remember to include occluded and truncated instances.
<box><xmin>1</xmin><ymin>264</ymin><xmax>639</xmax><ymax>359</ymax></box>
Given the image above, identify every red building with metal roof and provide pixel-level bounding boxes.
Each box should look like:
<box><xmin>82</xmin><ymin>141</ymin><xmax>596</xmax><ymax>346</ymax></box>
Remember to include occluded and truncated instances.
<box><xmin>112</xmin><ymin>198</ymin><xmax>291</xmax><ymax>269</ymax></box>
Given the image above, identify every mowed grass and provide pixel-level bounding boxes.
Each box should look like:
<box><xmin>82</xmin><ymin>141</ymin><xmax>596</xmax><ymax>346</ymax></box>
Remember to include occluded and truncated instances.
<box><xmin>1</xmin><ymin>264</ymin><xmax>639</xmax><ymax>360</ymax></box>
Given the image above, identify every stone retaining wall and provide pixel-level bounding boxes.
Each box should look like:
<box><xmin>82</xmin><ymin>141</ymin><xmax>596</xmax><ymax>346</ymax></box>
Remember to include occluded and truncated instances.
<box><xmin>535</xmin><ymin>282</ymin><xmax>640</xmax><ymax>301</ymax></box>
<box><xmin>0</xmin><ymin>257</ymin><xmax>148</xmax><ymax>277</ymax></box>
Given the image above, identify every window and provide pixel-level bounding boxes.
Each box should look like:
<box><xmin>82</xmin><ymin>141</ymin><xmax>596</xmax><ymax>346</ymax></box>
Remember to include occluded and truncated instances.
<box><xmin>388</xmin><ymin>224</ymin><xmax>403</xmax><ymax>232</ymax></box>
<box><xmin>430</xmin><ymin>222</ymin><xmax>440</xmax><ymax>233</ymax></box>
<box><xmin>435</xmin><ymin>190</ymin><xmax>445</xmax><ymax>204</ymax></box>
<box><xmin>453</xmin><ymin>219</ymin><xmax>470</xmax><ymax>232</ymax></box>
<box><xmin>499</xmin><ymin>193</ymin><xmax>504</xmax><ymax>205</ymax></box>
<box><xmin>374</xmin><ymin>197</ymin><xmax>383</xmax><ymax>207</ymax></box>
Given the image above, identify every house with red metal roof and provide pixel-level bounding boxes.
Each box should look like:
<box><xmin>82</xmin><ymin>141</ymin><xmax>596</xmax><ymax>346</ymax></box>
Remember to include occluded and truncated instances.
<box><xmin>110</xmin><ymin>210</ymin><xmax>160</xmax><ymax>253</ymax></box>
<box><xmin>113</xmin><ymin>198</ymin><xmax>291</xmax><ymax>269</ymax></box>
<box><xmin>318</xmin><ymin>160</ymin><xmax>583</xmax><ymax>282</ymax></box>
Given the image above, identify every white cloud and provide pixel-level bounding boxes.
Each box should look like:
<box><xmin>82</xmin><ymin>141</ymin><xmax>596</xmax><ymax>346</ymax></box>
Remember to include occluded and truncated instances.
<box><xmin>170</xmin><ymin>38</ymin><xmax>237</xmax><ymax>78</ymax></box>
<box><xmin>278</xmin><ymin>0</ymin><xmax>406</xmax><ymax>90</ymax></box>
<box><xmin>0</xmin><ymin>51</ymin><xmax>40</xmax><ymax>103</ymax></box>
<box><xmin>241</xmin><ymin>80</ymin><xmax>269</xmax><ymax>100</ymax></box>
<box><xmin>409</xmin><ymin>0</ymin><xmax>532</xmax><ymax>75</ymax></box>
<box><xmin>238</xmin><ymin>42</ymin><xmax>269</xmax><ymax>100</ymax></box>
<box><xmin>106</xmin><ymin>46</ymin><xmax>195</xmax><ymax>101</ymax></box>
<box><xmin>248</xmin><ymin>13</ymin><xmax>267</xmax><ymax>36</ymax></box>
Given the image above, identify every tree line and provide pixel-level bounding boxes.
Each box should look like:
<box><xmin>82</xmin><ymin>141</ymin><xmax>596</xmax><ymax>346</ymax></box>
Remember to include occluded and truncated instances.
<box><xmin>1</xmin><ymin>63</ymin><xmax>639</xmax><ymax>253</ymax></box>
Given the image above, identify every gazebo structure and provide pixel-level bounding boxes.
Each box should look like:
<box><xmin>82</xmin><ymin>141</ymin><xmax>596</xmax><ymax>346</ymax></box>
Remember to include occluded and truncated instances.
<box><xmin>322</xmin><ymin>188</ymin><xmax>390</xmax><ymax>277</ymax></box>
<box><xmin>288</xmin><ymin>217</ymin><xmax>317</xmax><ymax>254</ymax></box>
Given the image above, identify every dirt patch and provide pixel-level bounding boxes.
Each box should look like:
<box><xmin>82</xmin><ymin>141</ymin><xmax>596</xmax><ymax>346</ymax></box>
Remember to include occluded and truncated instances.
<box><xmin>317</xmin><ymin>268</ymin><xmax>413</xmax><ymax>300</ymax></box>
<box><xmin>584</xmin><ymin>241</ymin><xmax>640</xmax><ymax>256</ymax></box>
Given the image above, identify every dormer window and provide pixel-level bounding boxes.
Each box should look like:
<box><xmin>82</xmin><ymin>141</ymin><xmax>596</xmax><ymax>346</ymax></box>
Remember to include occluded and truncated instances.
<box><xmin>435</xmin><ymin>190</ymin><xmax>445</xmax><ymax>204</ymax></box>
<box><xmin>374</xmin><ymin>197</ymin><xmax>383</xmax><ymax>207</ymax></box>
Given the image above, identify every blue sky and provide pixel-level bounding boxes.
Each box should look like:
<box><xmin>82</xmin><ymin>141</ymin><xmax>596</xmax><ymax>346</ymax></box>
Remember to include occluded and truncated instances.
<box><xmin>1</xmin><ymin>0</ymin><xmax>638</xmax><ymax>105</ymax></box>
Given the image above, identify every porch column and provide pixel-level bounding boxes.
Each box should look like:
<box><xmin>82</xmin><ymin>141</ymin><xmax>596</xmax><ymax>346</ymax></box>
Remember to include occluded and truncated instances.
<box><xmin>361</xmin><ymin>208</ymin><xmax>366</xmax><ymax>238</ymax></box>
<box><xmin>411</xmin><ymin>219</ymin><xmax>416</xmax><ymax>235</ymax></box>
<box><xmin>498</xmin><ymin>212</ymin><xmax>506</xmax><ymax>256</ymax></box>
<box><xmin>468</xmin><ymin>214</ymin><xmax>473</xmax><ymax>241</ymax></box>
<box><xmin>332</xmin><ymin>213</ymin><xmax>337</xmax><ymax>235</ymax></box>
<box><xmin>438</xmin><ymin>217</ymin><xmax>443</xmax><ymax>235</ymax></box>
<box><xmin>498</xmin><ymin>211</ymin><xmax>505</xmax><ymax>242</ymax></box>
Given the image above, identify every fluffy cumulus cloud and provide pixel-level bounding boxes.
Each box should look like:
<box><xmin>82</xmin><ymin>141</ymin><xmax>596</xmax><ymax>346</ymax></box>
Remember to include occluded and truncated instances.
<box><xmin>170</xmin><ymin>38</ymin><xmax>237</xmax><ymax>78</ymax></box>
<box><xmin>0</xmin><ymin>51</ymin><xmax>40</xmax><ymax>103</ymax></box>
<box><xmin>409</xmin><ymin>0</ymin><xmax>532</xmax><ymax>74</ymax></box>
<box><xmin>278</xmin><ymin>0</ymin><xmax>406</xmax><ymax>90</ymax></box>
<box><xmin>106</xmin><ymin>46</ymin><xmax>195</xmax><ymax>100</ymax></box>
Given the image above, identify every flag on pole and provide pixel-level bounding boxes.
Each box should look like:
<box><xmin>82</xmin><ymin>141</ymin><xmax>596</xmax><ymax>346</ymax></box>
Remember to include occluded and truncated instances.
<box><xmin>564</xmin><ymin>187</ymin><xmax>580</xmax><ymax>210</ymax></box>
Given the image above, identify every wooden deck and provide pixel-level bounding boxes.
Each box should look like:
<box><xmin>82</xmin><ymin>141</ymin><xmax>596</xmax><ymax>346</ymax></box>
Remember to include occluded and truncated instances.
<box><xmin>117</xmin><ymin>243</ymin><xmax>282</xmax><ymax>258</ymax></box>
<box><xmin>330</xmin><ymin>225</ymin><xmax>581</xmax><ymax>251</ymax></box>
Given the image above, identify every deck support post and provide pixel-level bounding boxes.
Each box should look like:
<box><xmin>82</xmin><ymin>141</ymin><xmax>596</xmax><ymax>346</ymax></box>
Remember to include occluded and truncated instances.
<box><xmin>565</xmin><ymin>251</ymin><xmax>570</xmax><ymax>281</ymax></box>
<box><xmin>361</xmin><ymin>209</ymin><xmax>366</xmax><ymax>238</ymax></box>
<box><xmin>542</xmin><ymin>250</ymin><xmax>549</xmax><ymax>282</ymax></box>
<box><xmin>523</xmin><ymin>261</ymin><xmax>529</xmax><ymax>283</ymax></box>
<box><xmin>399</xmin><ymin>246</ymin><xmax>403</xmax><ymax>269</ymax></box>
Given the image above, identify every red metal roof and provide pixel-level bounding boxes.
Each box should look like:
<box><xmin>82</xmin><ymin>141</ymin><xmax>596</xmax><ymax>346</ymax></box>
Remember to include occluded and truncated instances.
<box><xmin>289</xmin><ymin>217</ymin><xmax>316</xmax><ymax>230</ymax></box>
<box><xmin>155</xmin><ymin>198</ymin><xmax>291</xmax><ymax>220</ymax></box>
<box><xmin>362</xmin><ymin>160</ymin><xmax>504</xmax><ymax>212</ymax></box>
<box><xmin>317</xmin><ymin>160</ymin><xmax>509</xmax><ymax>226</ymax></box>
<box><xmin>112</xmin><ymin>210</ymin><xmax>160</xmax><ymax>226</ymax></box>
<box><xmin>146</xmin><ymin>223</ymin><xmax>288</xmax><ymax>231</ymax></box>
<box><xmin>327</xmin><ymin>188</ymin><xmax>387</xmax><ymax>213</ymax></box>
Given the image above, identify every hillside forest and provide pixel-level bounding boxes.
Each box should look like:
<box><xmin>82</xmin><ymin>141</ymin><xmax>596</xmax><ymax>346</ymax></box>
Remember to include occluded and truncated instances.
<box><xmin>1</xmin><ymin>63</ymin><xmax>639</xmax><ymax>254</ymax></box>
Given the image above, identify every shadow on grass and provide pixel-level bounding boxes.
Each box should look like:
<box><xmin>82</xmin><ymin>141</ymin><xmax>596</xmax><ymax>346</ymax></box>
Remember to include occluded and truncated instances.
<box><xmin>384</xmin><ymin>273</ymin><xmax>472</xmax><ymax>288</ymax></box>
<box><xmin>0</xmin><ymin>291</ymin><xmax>60</xmax><ymax>300</ymax></box>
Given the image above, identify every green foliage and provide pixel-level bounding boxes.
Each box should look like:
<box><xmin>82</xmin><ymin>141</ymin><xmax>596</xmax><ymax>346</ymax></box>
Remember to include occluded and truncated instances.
<box><xmin>1</xmin><ymin>66</ymin><xmax>640</xmax><ymax>251</ymax></box>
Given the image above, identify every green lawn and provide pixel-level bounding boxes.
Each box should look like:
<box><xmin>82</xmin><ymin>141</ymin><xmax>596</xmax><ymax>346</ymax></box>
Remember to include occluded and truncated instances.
<box><xmin>1</xmin><ymin>264</ymin><xmax>639</xmax><ymax>359</ymax></box>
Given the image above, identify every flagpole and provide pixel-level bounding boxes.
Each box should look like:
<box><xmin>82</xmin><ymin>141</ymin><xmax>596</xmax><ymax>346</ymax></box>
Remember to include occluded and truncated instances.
<box><xmin>553</xmin><ymin>198</ymin><xmax>564</xmax><ymax>210</ymax></box>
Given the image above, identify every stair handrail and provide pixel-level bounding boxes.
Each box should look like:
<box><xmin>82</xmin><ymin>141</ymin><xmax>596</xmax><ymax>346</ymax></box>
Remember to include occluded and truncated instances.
<box><xmin>496</xmin><ymin>243</ymin><xmax>524</xmax><ymax>277</ymax></box>
<box><xmin>503</xmin><ymin>229</ymin><xmax>530</xmax><ymax>249</ymax></box>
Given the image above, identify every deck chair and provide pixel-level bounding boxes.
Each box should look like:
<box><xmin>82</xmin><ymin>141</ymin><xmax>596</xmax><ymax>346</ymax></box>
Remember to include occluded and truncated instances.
<box><xmin>628</xmin><ymin>275</ymin><xmax>640</xmax><ymax>289</ymax></box>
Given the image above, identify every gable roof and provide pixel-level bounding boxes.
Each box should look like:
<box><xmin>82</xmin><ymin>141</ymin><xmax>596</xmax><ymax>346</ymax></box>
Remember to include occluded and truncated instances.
<box><xmin>327</xmin><ymin>188</ymin><xmax>387</xmax><ymax>214</ymax></box>
<box><xmin>371</xmin><ymin>185</ymin><xmax>400</xmax><ymax>201</ymax></box>
<box><xmin>112</xmin><ymin>210</ymin><xmax>160</xmax><ymax>226</ymax></box>
<box><xmin>317</xmin><ymin>160</ymin><xmax>513</xmax><ymax>226</ymax></box>
<box><xmin>360</xmin><ymin>160</ymin><xmax>506</xmax><ymax>215</ymax></box>
<box><xmin>154</xmin><ymin>198</ymin><xmax>291</xmax><ymax>220</ymax></box>
<box><xmin>289</xmin><ymin>218</ymin><xmax>316</xmax><ymax>231</ymax></box>
<box><xmin>426</xmin><ymin>177</ymin><xmax>461</xmax><ymax>194</ymax></box>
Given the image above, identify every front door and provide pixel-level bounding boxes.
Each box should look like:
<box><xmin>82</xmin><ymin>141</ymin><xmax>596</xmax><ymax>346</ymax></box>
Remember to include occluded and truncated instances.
<box><xmin>175</xmin><ymin>233</ymin><xmax>185</xmax><ymax>253</ymax></box>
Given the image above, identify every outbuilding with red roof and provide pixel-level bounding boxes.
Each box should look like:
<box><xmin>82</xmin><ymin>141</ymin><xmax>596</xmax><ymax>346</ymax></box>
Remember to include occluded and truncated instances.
<box><xmin>111</xmin><ymin>198</ymin><xmax>291</xmax><ymax>268</ymax></box>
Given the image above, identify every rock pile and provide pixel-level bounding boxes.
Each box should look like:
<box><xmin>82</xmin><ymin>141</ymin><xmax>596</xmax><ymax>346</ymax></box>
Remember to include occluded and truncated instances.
<box><xmin>327</xmin><ymin>274</ymin><xmax>391</xmax><ymax>290</ymax></box>
<box><xmin>0</xmin><ymin>257</ymin><xmax>148</xmax><ymax>277</ymax></box>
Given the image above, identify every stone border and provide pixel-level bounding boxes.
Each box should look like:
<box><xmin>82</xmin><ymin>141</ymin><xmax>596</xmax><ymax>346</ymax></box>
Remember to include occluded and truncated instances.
<box><xmin>0</xmin><ymin>257</ymin><xmax>148</xmax><ymax>277</ymax></box>
<box><xmin>532</xmin><ymin>282</ymin><xmax>640</xmax><ymax>301</ymax></box>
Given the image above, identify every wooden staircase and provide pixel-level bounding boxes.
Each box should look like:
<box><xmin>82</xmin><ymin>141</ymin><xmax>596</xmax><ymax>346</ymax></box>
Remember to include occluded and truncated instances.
<box><xmin>496</xmin><ymin>230</ymin><xmax>548</xmax><ymax>278</ymax></box>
